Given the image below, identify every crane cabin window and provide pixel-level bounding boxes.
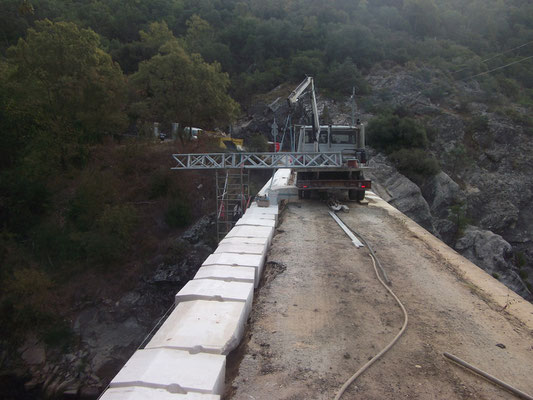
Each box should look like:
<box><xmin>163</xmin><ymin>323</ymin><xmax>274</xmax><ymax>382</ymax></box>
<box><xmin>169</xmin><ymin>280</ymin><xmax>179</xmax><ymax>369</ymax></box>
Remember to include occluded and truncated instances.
<box><xmin>331</xmin><ymin>130</ymin><xmax>356</xmax><ymax>144</ymax></box>
<box><xmin>304</xmin><ymin>129</ymin><xmax>328</xmax><ymax>144</ymax></box>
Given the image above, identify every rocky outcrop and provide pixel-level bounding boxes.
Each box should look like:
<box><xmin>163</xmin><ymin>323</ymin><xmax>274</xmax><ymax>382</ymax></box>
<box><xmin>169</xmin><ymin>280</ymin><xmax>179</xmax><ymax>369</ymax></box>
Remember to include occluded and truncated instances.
<box><xmin>456</xmin><ymin>226</ymin><xmax>532</xmax><ymax>300</ymax></box>
<box><xmin>366</xmin><ymin>154</ymin><xmax>436</xmax><ymax>234</ymax></box>
<box><xmin>363</xmin><ymin>66</ymin><xmax>533</xmax><ymax>301</ymax></box>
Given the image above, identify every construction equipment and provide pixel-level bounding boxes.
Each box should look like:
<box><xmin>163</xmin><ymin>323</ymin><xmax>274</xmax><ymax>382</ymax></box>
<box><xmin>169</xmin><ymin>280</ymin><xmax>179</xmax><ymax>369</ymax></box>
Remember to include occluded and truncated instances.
<box><xmin>288</xmin><ymin>77</ymin><xmax>371</xmax><ymax>201</ymax></box>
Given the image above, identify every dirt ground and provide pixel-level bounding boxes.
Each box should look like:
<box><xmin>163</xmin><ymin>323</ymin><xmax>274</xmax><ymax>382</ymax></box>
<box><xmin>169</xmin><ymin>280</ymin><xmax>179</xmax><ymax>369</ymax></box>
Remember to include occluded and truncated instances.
<box><xmin>225</xmin><ymin>194</ymin><xmax>533</xmax><ymax>400</ymax></box>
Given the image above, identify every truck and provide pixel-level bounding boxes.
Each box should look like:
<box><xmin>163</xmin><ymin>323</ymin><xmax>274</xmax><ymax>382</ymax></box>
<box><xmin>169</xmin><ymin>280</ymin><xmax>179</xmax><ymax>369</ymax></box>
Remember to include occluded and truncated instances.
<box><xmin>288</xmin><ymin>77</ymin><xmax>371</xmax><ymax>201</ymax></box>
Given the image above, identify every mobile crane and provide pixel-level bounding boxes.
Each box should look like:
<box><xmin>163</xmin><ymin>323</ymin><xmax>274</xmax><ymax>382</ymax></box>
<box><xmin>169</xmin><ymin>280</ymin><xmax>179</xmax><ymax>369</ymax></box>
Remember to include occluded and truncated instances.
<box><xmin>288</xmin><ymin>77</ymin><xmax>371</xmax><ymax>201</ymax></box>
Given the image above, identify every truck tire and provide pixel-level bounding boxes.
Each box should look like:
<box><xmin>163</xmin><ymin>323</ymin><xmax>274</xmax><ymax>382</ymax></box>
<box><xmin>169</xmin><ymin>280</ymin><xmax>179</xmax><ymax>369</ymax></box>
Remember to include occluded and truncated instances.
<box><xmin>349</xmin><ymin>189</ymin><xmax>365</xmax><ymax>201</ymax></box>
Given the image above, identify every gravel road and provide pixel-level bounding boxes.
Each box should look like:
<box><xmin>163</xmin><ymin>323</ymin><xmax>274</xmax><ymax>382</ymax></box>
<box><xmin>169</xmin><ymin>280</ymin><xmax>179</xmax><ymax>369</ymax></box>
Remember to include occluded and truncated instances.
<box><xmin>226</xmin><ymin>193</ymin><xmax>533</xmax><ymax>399</ymax></box>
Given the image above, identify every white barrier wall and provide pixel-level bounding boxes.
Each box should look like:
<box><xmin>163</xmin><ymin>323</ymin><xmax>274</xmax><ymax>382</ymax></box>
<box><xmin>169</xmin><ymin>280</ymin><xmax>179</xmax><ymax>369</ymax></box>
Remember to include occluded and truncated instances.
<box><xmin>100</xmin><ymin>169</ymin><xmax>289</xmax><ymax>398</ymax></box>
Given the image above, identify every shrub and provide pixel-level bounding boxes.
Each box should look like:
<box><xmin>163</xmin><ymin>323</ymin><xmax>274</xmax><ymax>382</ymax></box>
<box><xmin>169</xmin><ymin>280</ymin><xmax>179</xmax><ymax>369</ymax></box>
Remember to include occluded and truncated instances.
<box><xmin>367</xmin><ymin>114</ymin><xmax>428</xmax><ymax>154</ymax></box>
<box><xmin>492</xmin><ymin>272</ymin><xmax>500</xmax><ymax>279</ymax></box>
<box><xmin>165</xmin><ymin>199</ymin><xmax>191</xmax><ymax>228</ymax></box>
<box><xmin>448</xmin><ymin>202</ymin><xmax>471</xmax><ymax>240</ymax></box>
<box><xmin>98</xmin><ymin>204</ymin><xmax>138</xmax><ymax>242</ymax></box>
<box><xmin>149</xmin><ymin>169</ymin><xmax>172</xmax><ymax>199</ymax></box>
<box><xmin>388</xmin><ymin>148</ymin><xmax>440</xmax><ymax>183</ymax></box>
<box><xmin>466</xmin><ymin>115</ymin><xmax>489</xmax><ymax>134</ymax></box>
<box><xmin>245</xmin><ymin>134</ymin><xmax>269</xmax><ymax>152</ymax></box>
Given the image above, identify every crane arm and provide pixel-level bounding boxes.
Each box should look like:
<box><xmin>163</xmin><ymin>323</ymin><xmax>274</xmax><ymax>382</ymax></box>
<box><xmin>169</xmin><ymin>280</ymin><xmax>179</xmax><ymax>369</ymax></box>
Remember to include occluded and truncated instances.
<box><xmin>288</xmin><ymin>76</ymin><xmax>320</xmax><ymax>148</ymax></box>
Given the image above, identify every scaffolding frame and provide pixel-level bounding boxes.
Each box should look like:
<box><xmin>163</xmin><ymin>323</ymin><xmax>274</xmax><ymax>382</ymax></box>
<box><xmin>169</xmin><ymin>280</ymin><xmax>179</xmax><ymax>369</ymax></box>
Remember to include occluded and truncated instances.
<box><xmin>215</xmin><ymin>169</ymin><xmax>250</xmax><ymax>242</ymax></box>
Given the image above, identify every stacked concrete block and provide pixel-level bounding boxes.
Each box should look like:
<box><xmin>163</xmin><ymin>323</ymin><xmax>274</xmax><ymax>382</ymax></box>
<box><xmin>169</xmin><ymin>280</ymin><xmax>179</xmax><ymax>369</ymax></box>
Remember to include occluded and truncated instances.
<box><xmin>101</xmin><ymin>387</ymin><xmax>220</xmax><ymax>400</ymax></box>
<box><xmin>225</xmin><ymin>225</ymin><xmax>275</xmax><ymax>246</ymax></box>
<box><xmin>193</xmin><ymin>265</ymin><xmax>256</xmax><ymax>285</ymax></box>
<box><xmin>100</xmin><ymin>169</ymin><xmax>291</xmax><ymax>399</ymax></box>
<box><xmin>235</xmin><ymin>217</ymin><xmax>276</xmax><ymax>228</ymax></box>
<box><xmin>202</xmin><ymin>252</ymin><xmax>265</xmax><ymax>284</ymax></box>
<box><xmin>146</xmin><ymin>300</ymin><xmax>248</xmax><ymax>355</ymax></box>
<box><xmin>219</xmin><ymin>235</ymin><xmax>270</xmax><ymax>253</ymax></box>
<box><xmin>175</xmin><ymin>279</ymin><xmax>254</xmax><ymax>317</ymax></box>
<box><xmin>109</xmin><ymin>348</ymin><xmax>225</xmax><ymax>395</ymax></box>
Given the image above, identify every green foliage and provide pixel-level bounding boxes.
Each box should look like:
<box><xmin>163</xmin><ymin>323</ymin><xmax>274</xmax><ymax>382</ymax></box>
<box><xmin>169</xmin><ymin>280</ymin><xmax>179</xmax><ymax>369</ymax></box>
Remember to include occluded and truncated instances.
<box><xmin>68</xmin><ymin>173</ymin><xmax>116</xmax><ymax>231</ymax></box>
<box><xmin>131</xmin><ymin>39</ymin><xmax>240</xmax><ymax>132</ymax></box>
<box><xmin>245</xmin><ymin>134</ymin><xmax>269</xmax><ymax>152</ymax></box>
<box><xmin>388</xmin><ymin>148</ymin><xmax>440</xmax><ymax>183</ymax></box>
<box><xmin>492</xmin><ymin>272</ymin><xmax>500</xmax><ymax>280</ymax></box>
<box><xmin>446</xmin><ymin>143</ymin><xmax>473</xmax><ymax>176</ymax></box>
<box><xmin>449</xmin><ymin>202</ymin><xmax>471</xmax><ymax>240</ymax></box>
<box><xmin>466</xmin><ymin>115</ymin><xmax>489</xmax><ymax>134</ymax></box>
<box><xmin>367</xmin><ymin>114</ymin><xmax>429</xmax><ymax>154</ymax></box>
<box><xmin>165</xmin><ymin>199</ymin><xmax>191</xmax><ymax>228</ymax></box>
<box><xmin>7</xmin><ymin>20</ymin><xmax>127</xmax><ymax>144</ymax></box>
<box><xmin>319</xmin><ymin>58</ymin><xmax>370</xmax><ymax>96</ymax></box>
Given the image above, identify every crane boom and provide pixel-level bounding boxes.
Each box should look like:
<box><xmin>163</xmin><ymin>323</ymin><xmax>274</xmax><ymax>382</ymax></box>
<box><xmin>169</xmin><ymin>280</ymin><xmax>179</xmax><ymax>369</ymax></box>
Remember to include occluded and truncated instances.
<box><xmin>288</xmin><ymin>76</ymin><xmax>320</xmax><ymax>151</ymax></box>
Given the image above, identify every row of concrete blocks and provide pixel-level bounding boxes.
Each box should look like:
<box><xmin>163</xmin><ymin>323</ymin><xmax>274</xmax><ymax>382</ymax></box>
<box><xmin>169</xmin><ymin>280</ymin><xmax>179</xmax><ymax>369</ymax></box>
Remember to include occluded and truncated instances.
<box><xmin>100</xmin><ymin>202</ymin><xmax>280</xmax><ymax>399</ymax></box>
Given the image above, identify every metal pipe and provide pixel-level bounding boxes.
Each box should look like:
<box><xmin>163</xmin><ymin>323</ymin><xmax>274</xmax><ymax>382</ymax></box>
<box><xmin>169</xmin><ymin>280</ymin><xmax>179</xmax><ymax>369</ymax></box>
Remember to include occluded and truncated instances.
<box><xmin>443</xmin><ymin>352</ymin><xmax>533</xmax><ymax>400</ymax></box>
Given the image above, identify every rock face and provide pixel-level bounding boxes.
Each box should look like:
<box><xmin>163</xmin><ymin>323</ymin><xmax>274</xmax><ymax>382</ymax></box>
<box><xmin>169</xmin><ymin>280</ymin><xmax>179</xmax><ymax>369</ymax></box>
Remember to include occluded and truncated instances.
<box><xmin>366</xmin><ymin>153</ymin><xmax>436</xmax><ymax>233</ymax></box>
<box><xmin>363</xmin><ymin>66</ymin><xmax>533</xmax><ymax>302</ymax></box>
<box><xmin>456</xmin><ymin>226</ymin><xmax>532</xmax><ymax>300</ymax></box>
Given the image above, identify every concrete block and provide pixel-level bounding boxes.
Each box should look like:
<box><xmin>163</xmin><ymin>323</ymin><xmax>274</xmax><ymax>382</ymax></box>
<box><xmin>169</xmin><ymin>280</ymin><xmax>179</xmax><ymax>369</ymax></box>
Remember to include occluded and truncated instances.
<box><xmin>248</xmin><ymin>203</ymin><xmax>279</xmax><ymax>215</ymax></box>
<box><xmin>175</xmin><ymin>279</ymin><xmax>254</xmax><ymax>316</ymax></box>
<box><xmin>225</xmin><ymin>225</ymin><xmax>274</xmax><ymax>245</ymax></box>
<box><xmin>241</xmin><ymin>211</ymin><xmax>276</xmax><ymax>220</ymax></box>
<box><xmin>236</xmin><ymin>217</ymin><xmax>276</xmax><ymax>228</ymax></box>
<box><xmin>202</xmin><ymin>252</ymin><xmax>264</xmax><ymax>283</ymax></box>
<box><xmin>215</xmin><ymin>242</ymin><xmax>266</xmax><ymax>255</ymax></box>
<box><xmin>100</xmin><ymin>387</ymin><xmax>220</xmax><ymax>400</ymax></box>
<box><xmin>109</xmin><ymin>348</ymin><xmax>225</xmax><ymax>395</ymax></box>
<box><xmin>219</xmin><ymin>236</ymin><xmax>269</xmax><ymax>248</ymax></box>
<box><xmin>194</xmin><ymin>265</ymin><xmax>256</xmax><ymax>285</ymax></box>
<box><xmin>146</xmin><ymin>300</ymin><xmax>247</xmax><ymax>355</ymax></box>
<box><xmin>214</xmin><ymin>242</ymin><xmax>266</xmax><ymax>272</ymax></box>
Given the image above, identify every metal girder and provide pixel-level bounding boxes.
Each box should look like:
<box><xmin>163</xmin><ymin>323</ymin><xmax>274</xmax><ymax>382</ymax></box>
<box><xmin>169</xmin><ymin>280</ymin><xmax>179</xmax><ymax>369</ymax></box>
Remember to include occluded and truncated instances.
<box><xmin>171</xmin><ymin>152</ymin><xmax>344</xmax><ymax>170</ymax></box>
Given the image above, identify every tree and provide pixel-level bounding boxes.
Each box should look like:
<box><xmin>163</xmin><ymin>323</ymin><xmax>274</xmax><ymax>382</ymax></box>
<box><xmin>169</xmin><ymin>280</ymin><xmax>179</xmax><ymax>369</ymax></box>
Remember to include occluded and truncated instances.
<box><xmin>130</xmin><ymin>40</ymin><xmax>239</xmax><ymax>139</ymax></box>
<box><xmin>7</xmin><ymin>20</ymin><xmax>127</xmax><ymax>145</ymax></box>
<box><xmin>403</xmin><ymin>0</ymin><xmax>440</xmax><ymax>38</ymax></box>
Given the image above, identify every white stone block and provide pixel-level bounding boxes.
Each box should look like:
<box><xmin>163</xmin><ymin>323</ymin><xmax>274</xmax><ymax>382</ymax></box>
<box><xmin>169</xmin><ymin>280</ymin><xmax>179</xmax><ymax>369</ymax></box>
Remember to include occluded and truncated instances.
<box><xmin>219</xmin><ymin>236</ymin><xmax>269</xmax><ymax>247</ymax></box>
<box><xmin>175</xmin><ymin>279</ymin><xmax>254</xmax><ymax>316</ymax></box>
<box><xmin>236</xmin><ymin>217</ymin><xmax>276</xmax><ymax>228</ymax></box>
<box><xmin>241</xmin><ymin>211</ymin><xmax>276</xmax><ymax>220</ymax></box>
<box><xmin>248</xmin><ymin>203</ymin><xmax>279</xmax><ymax>214</ymax></box>
<box><xmin>110</xmin><ymin>348</ymin><xmax>225</xmax><ymax>395</ymax></box>
<box><xmin>194</xmin><ymin>265</ymin><xmax>256</xmax><ymax>285</ymax></box>
<box><xmin>225</xmin><ymin>225</ymin><xmax>274</xmax><ymax>245</ymax></box>
<box><xmin>100</xmin><ymin>387</ymin><xmax>220</xmax><ymax>400</ymax></box>
<box><xmin>146</xmin><ymin>300</ymin><xmax>247</xmax><ymax>355</ymax></box>
<box><xmin>202</xmin><ymin>253</ymin><xmax>264</xmax><ymax>283</ymax></box>
<box><xmin>215</xmin><ymin>242</ymin><xmax>266</xmax><ymax>255</ymax></box>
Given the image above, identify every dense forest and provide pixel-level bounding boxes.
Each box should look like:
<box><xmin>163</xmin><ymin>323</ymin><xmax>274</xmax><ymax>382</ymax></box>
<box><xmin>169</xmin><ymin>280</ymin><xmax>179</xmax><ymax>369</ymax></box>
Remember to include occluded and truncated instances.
<box><xmin>1</xmin><ymin>0</ymin><xmax>533</xmax><ymax>383</ymax></box>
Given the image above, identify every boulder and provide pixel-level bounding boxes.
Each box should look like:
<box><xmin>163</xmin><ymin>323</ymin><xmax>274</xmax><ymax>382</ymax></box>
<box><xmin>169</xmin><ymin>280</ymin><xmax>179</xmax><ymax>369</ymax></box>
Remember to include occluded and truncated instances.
<box><xmin>367</xmin><ymin>154</ymin><xmax>436</xmax><ymax>233</ymax></box>
<box><xmin>455</xmin><ymin>226</ymin><xmax>532</xmax><ymax>300</ymax></box>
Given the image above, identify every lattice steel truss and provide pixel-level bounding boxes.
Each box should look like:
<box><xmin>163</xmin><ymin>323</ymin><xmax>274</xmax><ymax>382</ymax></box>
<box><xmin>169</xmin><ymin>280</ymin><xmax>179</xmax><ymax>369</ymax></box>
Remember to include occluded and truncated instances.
<box><xmin>172</xmin><ymin>152</ymin><xmax>344</xmax><ymax>170</ymax></box>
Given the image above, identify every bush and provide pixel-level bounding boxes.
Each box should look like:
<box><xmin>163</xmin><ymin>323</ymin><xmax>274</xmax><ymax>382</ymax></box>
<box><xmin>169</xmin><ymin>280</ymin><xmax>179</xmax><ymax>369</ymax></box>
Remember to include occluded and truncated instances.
<box><xmin>367</xmin><ymin>114</ymin><xmax>428</xmax><ymax>154</ymax></box>
<box><xmin>245</xmin><ymin>134</ymin><xmax>269</xmax><ymax>152</ymax></box>
<box><xmin>388</xmin><ymin>148</ymin><xmax>440</xmax><ymax>183</ymax></box>
<box><xmin>165</xmin><ymin>199</ymin><xmax>191</xmax><ymax>228</ymax></box>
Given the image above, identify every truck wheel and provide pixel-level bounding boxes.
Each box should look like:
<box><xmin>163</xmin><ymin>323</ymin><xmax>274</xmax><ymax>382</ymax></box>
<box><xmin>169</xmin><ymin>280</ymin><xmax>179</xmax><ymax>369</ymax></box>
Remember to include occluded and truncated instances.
<box><xmin>349</xmin><ymin>189</ymin><xmax>365</xmax><ymax>201</ymax></box>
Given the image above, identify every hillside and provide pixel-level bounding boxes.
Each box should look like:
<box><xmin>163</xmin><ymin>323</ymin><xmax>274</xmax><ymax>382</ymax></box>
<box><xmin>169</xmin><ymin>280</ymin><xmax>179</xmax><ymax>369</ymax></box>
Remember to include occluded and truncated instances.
<box><xmin>1</xmin><ymin>0</ymin><xmax>532</xmax><ymax>397</ymax></box>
